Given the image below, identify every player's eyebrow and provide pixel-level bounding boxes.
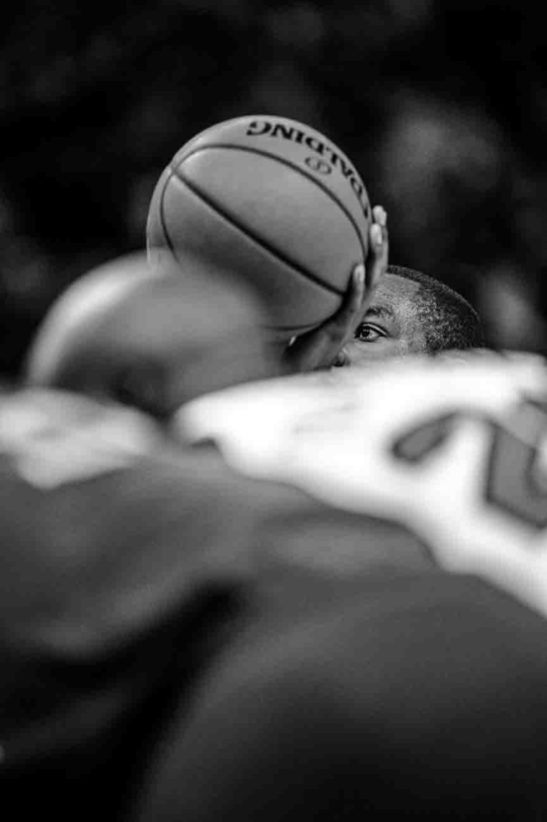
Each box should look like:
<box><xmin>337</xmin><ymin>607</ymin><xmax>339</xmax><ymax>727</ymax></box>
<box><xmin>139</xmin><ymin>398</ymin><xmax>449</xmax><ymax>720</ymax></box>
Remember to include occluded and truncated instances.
<box><xmin>362</xmin><ymin>304</ymin><xmax>395</xmax><ymax>322</ymax></box>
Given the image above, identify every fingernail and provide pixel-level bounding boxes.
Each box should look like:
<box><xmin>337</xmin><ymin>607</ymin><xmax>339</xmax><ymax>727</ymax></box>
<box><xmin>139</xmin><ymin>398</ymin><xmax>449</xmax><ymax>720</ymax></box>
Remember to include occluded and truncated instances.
<box><xmin>373</xmin><ymin>206</ymin><xmax>387</xmax><ymax>227</ymax></box>
<box><xmin>353</xmin><ymin>263</ymin><xmax>365</xmax><ymax>286</ymax></box>
<box><xmin>370</xmin><ymin>224</ymin><xmax>383</xmax><ymax>246</ymax></box>
<box><xmin>332</xmin><ymin>349</ymin><xmax>349</xmax><ymax>368</ymax></box>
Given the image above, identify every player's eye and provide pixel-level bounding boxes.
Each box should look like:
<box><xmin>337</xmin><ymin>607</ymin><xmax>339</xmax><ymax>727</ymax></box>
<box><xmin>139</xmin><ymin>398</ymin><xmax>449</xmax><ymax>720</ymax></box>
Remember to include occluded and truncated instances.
<box><xmin>354</xmin><ymin>323</ymin><xmax>384</xmax><ymax>342</ymax></box>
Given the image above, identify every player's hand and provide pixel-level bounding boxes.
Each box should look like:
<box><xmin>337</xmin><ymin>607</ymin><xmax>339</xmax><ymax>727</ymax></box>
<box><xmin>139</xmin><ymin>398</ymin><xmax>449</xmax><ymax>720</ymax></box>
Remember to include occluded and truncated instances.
<box><xmin>283</xmin><ymin>205</ymin><xmax>388</xmax><ymax>373</ymax></box>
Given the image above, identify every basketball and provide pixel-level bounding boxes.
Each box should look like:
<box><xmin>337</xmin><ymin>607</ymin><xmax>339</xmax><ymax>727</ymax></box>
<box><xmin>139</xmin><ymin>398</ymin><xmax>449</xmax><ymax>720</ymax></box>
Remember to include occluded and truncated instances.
<box><xmin>146</xmin><ymin>115</ymin><xmax>372</xmax><ymax>338</ymax></box>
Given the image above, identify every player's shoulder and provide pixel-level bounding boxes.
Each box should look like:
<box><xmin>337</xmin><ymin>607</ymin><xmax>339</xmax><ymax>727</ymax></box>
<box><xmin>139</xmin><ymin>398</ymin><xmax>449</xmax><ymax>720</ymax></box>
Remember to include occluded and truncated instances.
<box><xmin>0</xmin><ymin>383</ymin><xmax>161</xmax><ymax>489</ymax></box>
<box><xmin>175</xmin><ymin>350</ymin><xmax>547</xmax><ymax>619</ymax></box>
<box><xmin>175</xmin><ymin>349</ymin><xmax>547</xmax><ymax>487</ymax></box>
<box><xmin>177</xmin><ymin>348</ymin><xmax>547</xmax><ymax>441</ymax></box>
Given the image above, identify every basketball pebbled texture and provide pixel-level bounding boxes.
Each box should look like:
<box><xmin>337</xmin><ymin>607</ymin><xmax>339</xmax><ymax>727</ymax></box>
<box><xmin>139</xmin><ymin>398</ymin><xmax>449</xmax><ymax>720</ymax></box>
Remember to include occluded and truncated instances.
<box><xmin>146</xmin><ymin>115</ymin><xmax>372</xmax><ymax>336</ymax></box>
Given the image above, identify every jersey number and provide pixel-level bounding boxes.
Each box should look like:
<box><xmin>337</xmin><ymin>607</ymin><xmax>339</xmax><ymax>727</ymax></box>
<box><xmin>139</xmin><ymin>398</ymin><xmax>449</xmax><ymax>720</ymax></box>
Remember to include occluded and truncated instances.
<box><xmin>392</xmin><ymin>400</ymin><xmax>547</xmax><ymax>530</ymax></box>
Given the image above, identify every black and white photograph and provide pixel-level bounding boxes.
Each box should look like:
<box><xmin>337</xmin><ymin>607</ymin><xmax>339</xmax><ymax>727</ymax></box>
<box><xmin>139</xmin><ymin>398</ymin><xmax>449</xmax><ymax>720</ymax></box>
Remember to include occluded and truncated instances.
<box><xmin>1</xmin><ymin>2</ymin><xmax>547</xmax><ymax>819</ymax></box>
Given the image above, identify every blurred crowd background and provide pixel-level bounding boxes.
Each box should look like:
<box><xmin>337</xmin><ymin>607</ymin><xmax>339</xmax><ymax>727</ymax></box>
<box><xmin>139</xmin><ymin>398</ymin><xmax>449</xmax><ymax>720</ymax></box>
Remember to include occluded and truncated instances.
<box><xmin>1</xmin><ymin>0</ymin><xmax>546</xmax><ymax>378</ymax></box>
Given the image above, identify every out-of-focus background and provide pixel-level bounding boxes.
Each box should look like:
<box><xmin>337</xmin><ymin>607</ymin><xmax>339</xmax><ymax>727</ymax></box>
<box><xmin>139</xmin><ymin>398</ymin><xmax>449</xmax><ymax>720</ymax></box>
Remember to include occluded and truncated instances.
<box><xmin>1</xmin><ymin>0</ymin><xmax>546</xmax><ymax>378</ymax></box>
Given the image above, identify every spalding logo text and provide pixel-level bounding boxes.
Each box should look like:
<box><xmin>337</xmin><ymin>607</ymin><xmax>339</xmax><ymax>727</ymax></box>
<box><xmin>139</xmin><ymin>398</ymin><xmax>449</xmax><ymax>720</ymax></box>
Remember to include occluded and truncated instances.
<box><xmin>246</xmin><ymin>119</ymin><xmax>369</xmax><ymax>219</ymax></box>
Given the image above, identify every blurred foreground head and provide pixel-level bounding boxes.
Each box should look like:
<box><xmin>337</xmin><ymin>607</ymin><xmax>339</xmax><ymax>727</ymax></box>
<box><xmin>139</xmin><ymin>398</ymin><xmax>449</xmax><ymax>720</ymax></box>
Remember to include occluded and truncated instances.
<box><xmin>25</xmin><ymin>252</ymin><xmax>278</xmax><ymax>418</ymax></box>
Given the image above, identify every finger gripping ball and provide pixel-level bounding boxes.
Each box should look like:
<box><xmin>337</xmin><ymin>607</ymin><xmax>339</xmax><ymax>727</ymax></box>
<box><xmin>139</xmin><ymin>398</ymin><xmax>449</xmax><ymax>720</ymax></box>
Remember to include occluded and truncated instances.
<box><xmin>147</xmin><ymin>115</ymin><xmax>371</xmax><ymax>336</ymax></box>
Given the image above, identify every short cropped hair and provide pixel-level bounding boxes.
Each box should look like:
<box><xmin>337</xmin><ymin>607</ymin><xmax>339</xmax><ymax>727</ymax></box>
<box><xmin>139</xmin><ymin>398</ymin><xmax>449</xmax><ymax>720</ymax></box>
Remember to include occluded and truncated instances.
<box><xmin>387</xmin><ymin>265</ymin><xmax>485</xmax><ymax>352</ymax></box>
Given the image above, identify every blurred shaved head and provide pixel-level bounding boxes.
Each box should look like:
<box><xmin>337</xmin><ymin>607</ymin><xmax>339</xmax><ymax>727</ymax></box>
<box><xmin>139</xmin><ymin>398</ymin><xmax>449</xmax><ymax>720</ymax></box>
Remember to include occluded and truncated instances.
<box><xmin>26</xmin><ymin>252</ymin><xmax>278</xmax><ymax>418</ymax></box>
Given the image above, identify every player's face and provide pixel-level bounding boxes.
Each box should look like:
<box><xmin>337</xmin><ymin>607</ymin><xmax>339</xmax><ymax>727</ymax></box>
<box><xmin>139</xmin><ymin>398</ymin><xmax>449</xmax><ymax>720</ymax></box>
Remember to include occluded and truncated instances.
<box><xmin>337</xmin><ymin>274</ymin><xmax>427</xmax><ymax>366</ymax></box>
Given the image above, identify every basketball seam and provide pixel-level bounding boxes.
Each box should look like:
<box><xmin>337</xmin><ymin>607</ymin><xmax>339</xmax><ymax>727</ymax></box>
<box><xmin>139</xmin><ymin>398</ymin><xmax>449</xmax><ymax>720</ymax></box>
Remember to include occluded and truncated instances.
<box><xmin>175</xmin><ymin>144</ymin><xmax>368</xmax><ymax>261</ymax></box>
<box><xmin>164</xmin><ymin>167</ymin><xmax>347</xmax><ymax>299</ymax></box>
<box><xmin>158</xmin><ymin>170</ymin><xmax>330</xmax><ymax>333</ymax></box>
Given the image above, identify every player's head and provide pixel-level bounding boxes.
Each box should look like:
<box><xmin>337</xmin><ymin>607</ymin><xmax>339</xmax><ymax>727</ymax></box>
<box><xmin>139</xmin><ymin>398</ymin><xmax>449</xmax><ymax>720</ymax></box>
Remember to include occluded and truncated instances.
<box><xmin>336</xmin><ymin>264</ymin><xmax>484</xmax><ymax>366</ymax></box>
<box><xmin>25</xmin><ymin>253</ymin><xmax>278</xmax><ymax>419</ymax></box>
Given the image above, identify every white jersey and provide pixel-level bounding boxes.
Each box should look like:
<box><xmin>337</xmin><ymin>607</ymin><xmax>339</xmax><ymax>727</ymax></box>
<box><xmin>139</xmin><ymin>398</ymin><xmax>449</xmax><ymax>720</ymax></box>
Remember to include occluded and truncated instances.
<box><xmin>175</xmin><ymin>351</ymin><xmax>547</xmax><ymax>619</ymax></box>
